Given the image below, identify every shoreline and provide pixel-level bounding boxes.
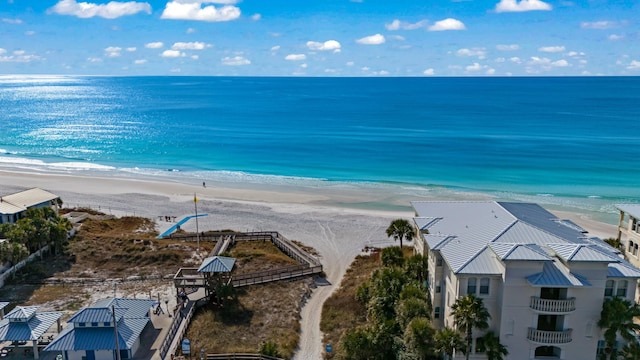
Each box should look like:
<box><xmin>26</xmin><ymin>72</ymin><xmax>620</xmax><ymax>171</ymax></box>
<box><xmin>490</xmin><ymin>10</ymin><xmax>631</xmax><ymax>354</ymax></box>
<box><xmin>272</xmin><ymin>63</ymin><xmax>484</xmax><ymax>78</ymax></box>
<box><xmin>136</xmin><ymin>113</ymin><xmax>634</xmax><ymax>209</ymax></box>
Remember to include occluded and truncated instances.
<box><xmin>0</xmin><ymin>168</ymin><xmax>621</xmax><ymax>239</ymax></box>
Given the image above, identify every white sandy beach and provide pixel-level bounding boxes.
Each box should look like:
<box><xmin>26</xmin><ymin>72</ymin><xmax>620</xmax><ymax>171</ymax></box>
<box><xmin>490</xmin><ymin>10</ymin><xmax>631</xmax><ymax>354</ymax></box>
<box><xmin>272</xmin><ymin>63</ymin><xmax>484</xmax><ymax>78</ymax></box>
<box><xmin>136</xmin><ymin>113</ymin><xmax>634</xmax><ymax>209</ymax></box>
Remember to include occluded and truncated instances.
<box><xmin>0</xmin><ymin>169</ymin><xmax>622</xmax><ymax>359</ymax></box>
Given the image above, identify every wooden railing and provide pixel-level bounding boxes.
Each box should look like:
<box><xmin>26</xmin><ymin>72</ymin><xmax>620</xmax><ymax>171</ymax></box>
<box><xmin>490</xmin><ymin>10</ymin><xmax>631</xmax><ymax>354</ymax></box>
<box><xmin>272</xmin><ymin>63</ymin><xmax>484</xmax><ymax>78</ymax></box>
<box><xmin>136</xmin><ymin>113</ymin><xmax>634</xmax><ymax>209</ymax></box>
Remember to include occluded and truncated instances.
<box><xmin>530</xmin><ymin>297</ymin><xmax>576</xmax><ymax>313</ymax></box>
<box><xmin>527</xmin><ymin>328</ymin><xmax>572</xmax><ymax>344</ymax></box>
<box><xmin>232</xmin><ymin>265</ymin><xmax>323</xmax><ymax>287</ymax></box>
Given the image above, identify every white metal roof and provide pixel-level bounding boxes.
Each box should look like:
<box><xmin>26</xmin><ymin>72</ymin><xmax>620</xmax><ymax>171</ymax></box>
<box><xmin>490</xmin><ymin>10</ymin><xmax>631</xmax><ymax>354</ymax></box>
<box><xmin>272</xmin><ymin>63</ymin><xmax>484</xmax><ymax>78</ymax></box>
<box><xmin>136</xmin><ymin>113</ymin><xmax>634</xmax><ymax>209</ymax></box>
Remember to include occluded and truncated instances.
<box><xmin>616</xmin><ymin>204</ymin><xmax>640</xmax><ymax>219</ymax></box>
<box><xmin>412</xmin><ymin>201</ymin><xmax>640</xmax><ymax>278</ymax></box>
<box><xmin>526</xmin><ymin>261</ymin><xmax>591</xmax><ymax>288</ymax></box>
<box><xmin>0</xmin><ymin>188</ymin><xmax>58</xmax><ymax>215</ymax></box>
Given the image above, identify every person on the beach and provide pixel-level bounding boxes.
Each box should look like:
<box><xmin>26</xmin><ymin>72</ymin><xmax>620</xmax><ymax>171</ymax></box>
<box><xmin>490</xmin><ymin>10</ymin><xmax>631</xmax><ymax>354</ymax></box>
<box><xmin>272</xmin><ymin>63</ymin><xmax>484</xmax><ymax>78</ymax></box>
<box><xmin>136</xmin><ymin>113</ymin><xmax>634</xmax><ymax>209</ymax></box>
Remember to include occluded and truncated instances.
<box><xmin>203</xmin><ymin>181</ymin><xmax>206</xmax><ymax>188</ymax></box>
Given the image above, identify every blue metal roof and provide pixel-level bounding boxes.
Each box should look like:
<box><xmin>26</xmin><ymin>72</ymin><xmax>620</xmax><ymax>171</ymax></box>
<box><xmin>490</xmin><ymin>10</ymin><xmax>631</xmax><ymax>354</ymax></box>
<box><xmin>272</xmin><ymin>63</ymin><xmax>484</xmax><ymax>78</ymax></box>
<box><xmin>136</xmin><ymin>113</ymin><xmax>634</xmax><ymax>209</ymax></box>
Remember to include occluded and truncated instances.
<box><xmin>198</xmin><ymin>256</ymin><xmax>236</xmax><ymax>273</ymax></box>
<box><xmin>45</xmin><ymin>298</ymin><xmax>155</xmax><ymax>352</ymax></box>
<box><xmin>548</xmin><ymin>244</ymin><xmax>619</xmax><ymax>262</ymax></box>
<box><xmin>527</xmin><ymin>261</ymin><xmax>591</xmax><ymax>287</ymax></box>
<box><xmin>0</xmin><ymin>310</ymin><xmax>62</xmax><ymax>341</ymax></box>
<box><xmin>44</xmin><ymin>318</ymin><xmax>148</xmax><ymax>351</ymax></box>
<box><xmin>489</xmin><ymin>243</ymin><xmax>552</xmax><ymax>261</ymax></box>
<box><xmin>5</xmin><ymin>306</ymin><xmax>37</xmax><ymax>321</ymax></box>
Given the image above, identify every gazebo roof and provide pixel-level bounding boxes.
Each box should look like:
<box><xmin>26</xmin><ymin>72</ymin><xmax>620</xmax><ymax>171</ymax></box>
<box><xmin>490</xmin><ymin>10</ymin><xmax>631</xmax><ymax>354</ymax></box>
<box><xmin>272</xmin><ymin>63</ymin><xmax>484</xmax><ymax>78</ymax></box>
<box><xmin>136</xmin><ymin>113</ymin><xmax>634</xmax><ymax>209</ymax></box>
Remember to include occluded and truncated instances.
<box><xmin>197</xmin><ymin>256</ymin><xmax>236</xmax><ymax>273</ymax></box>
<box><xmin>0</xmin><ymin>307</ymin><xmax>62</xmax><ymax>341</ymax></box>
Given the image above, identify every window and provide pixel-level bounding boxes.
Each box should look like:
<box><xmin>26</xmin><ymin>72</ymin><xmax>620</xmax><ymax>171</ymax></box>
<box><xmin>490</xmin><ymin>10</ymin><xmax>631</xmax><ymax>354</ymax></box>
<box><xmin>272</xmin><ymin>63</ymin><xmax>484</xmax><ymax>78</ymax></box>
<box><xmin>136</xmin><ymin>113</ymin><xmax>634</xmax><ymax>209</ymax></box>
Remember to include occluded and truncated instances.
<box><xmin>91</xmin><ymin>322</ymin><xmax>99</xmax><ymax>327</ymax></box>
<box><xmin>436</xmin><ymin>285</ymin><xmax>441</xmax><ymax>293</ymax></box>
<box><xmin>436</xmin><ymin>257</ymin><xmax>443</xmax><ymax>266</ymax></box>
<box><xmin>434</xmin><ymin>307</ymin><xmax>440</xmax><ymax>319</ymax></box>
<box><xmin>78</xmin><ymin>322</ymin><xmax>86</xmax><ymax>327</ymax></box>
<box><xmin>475</xmin><ymin>337</ymin><xmax>485</xmax><ymax>353</ymax></box>
<box><xmin>629</xmin><ymin>240</ymin><xmax>634</xmax><ymax>253</ymax></box>
<box><xmin>479</xmin><ymin>278</ymin><xmax>490</xmax><ymax>295</ymax></box>
<box><xmin>605</xmin><ymin>280</ymin><xmax>615</xmax><ymax>297</ymax></box>
<box><xmin>617</xmin><ymin>280</ymin><xmax>628</xmax><ymax>297</ymax></box>
<box><xmin>467</xmin><ymin>278</ymin><xmax>477</xmax><ymax>295</ymax></box>
<box><xmin>103</xmin><ymin>322</ymin><xmax>111</xmax><ymax>326</ymax></box>
<box><xmin>634</xmin><ymin>243</ymin><xmax>638</xmax><ymax>256</ymax></box>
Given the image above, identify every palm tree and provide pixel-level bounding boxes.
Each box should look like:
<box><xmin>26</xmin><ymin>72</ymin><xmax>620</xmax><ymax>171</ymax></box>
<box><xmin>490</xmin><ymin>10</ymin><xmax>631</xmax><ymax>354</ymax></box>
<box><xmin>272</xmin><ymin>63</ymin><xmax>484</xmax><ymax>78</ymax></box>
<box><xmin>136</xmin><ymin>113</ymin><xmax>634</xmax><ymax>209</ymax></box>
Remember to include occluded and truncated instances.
<box><xmin>598</xmin><ymin>296</ymin><xmax>640</xmax><ymax>360</ymax></box>
<box><xmin>434</xmin><ymin>327</ymin><xmax>465</xmax><ymax>360</ymax></box>
<box><xmin>478</xmin><ymin>331</ymin><xmax>508</xmax><ymax>360</ymax></box>
<box><xmin>620</xmin><ymin>340</ymin><xmax>640</xmax><ymax>360</ymax></box>
<box><xmin>386</xmin><ymin>219</ymin><xmax>416</xmax><ymax>249</ymax></box>
<box><xmin>451</xmin><ymin>294</ymin><xmax>491</xmax><ymax>360</ymax></box>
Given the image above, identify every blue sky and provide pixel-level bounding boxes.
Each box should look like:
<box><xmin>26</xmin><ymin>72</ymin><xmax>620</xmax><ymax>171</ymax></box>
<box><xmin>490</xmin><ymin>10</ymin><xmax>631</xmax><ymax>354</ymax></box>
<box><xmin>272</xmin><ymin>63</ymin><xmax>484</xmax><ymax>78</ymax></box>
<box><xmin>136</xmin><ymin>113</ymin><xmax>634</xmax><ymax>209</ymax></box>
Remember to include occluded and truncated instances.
<box><xmin>0</xmin><ymin>0</ymin><xmax>638</xmax><ymax>76</ymax></box>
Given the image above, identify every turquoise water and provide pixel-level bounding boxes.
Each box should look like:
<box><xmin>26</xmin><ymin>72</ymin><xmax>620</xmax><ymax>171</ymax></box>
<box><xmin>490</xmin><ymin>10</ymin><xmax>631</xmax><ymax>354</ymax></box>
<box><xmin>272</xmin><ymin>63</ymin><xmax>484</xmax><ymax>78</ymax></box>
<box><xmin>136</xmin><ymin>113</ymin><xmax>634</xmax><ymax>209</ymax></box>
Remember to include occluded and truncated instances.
<box><xmin>0</xmin><ymin>75</ymin><xmax>639</xmax><ymax>221</ymax></box>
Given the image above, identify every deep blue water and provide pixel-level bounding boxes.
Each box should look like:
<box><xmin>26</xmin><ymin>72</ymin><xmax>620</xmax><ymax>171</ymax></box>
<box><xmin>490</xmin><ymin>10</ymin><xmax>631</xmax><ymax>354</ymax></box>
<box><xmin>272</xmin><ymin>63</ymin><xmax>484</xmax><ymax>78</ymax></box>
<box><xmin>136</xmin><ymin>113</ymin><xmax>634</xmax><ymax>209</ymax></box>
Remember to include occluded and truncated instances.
<box><xmin>0</xmin><ymin>75</ymin><xmax>639</xmax><ymax>218</ymax></box>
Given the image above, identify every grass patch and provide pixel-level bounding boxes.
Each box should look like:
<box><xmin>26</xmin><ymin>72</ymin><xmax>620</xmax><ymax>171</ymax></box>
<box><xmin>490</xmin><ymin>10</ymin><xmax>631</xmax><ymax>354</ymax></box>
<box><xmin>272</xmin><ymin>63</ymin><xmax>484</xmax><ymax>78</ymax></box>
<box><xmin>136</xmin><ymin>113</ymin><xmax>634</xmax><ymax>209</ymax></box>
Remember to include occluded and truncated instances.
<box><xmin>186</xmin><ymin>279</ymin><xmax>312</xmax><ymax>359</ymax></box>
<box><xmin>227</xmin><ymin>240</ymin><xmax>300</xmax><ymax>274</ymax></box>
<box><xmin>320</xmin><ymin>253</ymin><xmax>382</xmax><ymax>358</ymax></box>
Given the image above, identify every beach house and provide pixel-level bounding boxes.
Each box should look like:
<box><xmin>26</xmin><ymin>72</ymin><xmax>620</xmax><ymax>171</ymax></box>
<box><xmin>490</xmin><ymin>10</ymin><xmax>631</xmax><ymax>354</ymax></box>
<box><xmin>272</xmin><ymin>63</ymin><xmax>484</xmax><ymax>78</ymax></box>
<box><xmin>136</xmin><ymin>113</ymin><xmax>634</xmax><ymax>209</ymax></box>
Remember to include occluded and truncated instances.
<box><xmin>412</xmin><ymin>201</ymin><xmax>640</xmax><ymax>360</ymax></box>
<box><xmin>44</xmin><ymin>298</ymin><xmax>157</xmax><ymax>360</ymax></box>
<box><xmin>0</xmin><ymin>188</ymin><xmax>60</xmax><ymax>224</ymax></box>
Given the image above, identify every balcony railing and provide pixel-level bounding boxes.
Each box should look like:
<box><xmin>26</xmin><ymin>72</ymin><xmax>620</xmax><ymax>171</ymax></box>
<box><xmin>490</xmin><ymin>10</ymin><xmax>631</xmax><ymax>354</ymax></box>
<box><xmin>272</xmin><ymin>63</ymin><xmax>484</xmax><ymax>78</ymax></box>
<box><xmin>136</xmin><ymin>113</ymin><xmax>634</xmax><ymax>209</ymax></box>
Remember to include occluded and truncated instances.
<box><xmin>527</xmin><ymin>328</ymin><xmax>572</xmax><ymax>345</ymax></box>
<box><xmin>530</xmin><ymin>297</ymin><xmax>576</xmax><ymax>313</ymax></box>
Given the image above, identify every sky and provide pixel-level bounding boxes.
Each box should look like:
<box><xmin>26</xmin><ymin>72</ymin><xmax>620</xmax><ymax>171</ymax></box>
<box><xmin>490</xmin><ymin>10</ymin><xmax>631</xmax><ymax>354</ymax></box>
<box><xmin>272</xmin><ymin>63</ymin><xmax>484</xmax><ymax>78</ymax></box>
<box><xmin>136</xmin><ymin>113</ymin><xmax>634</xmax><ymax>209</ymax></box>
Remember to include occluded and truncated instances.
<box><xmin>0</xmin><ymin>0</ymin><xmax>638</xmax><ymax>76</ymax></box>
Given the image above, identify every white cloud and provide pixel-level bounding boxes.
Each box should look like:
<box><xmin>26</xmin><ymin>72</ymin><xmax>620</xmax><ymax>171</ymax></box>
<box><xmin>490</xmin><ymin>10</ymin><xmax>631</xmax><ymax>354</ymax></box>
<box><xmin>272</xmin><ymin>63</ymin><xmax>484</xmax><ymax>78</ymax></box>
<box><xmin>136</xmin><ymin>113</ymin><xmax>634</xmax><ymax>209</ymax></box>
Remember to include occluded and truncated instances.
<box><xmin>145</xmin><ymin>42</ymin><xmax>164</xmax><ymax>49</ymax></box>
<box><xmin>539</xmin><ymin>46</ymin><xmax>565</xmax><ymax>53</ymax></box>
<box><xmin>627</xmin><ymin>60</ymin><xmax>640</xmax><ymax>70</ymax></box>
<box><xmin>608</xmin><ymin>34</ymin><xmax>624</xmax><ymax>41</ymax></box>
<box><xmin>161</xmin><ymin>1</ymin><xmax>240</xmax><ymax>22</ymax></box>
<box><xmin>566</xmin><ymin>51</ymin><xmax>585</xmax><ymax>57</ymax></box>
<box><xmin>48</xmin><ymin>0</ymin><xmax>151</xmax><ymax>19</ymax></box>
<box><xmin>496</xmin><ymin>44</ymin><xmax>520</xmax><ymax>51</ymax></box>
<box><xmin>495</xmin><ymin>57</ymin><xmax>506</xmax><ymax>63</ymax></box>
<box><xmin>385</xmin><ymin>19</ymin><xmax>428</xmax><ymax>30</ymax></box>
<box><xmin>270</xmin><ymin>45</ymin><xmax>280</xmax><ymax>52</ymax></box>
<box><xmin>251</xmin><ymin>13</ymin><xmax>261</xmax><ymax>21</ymax></box>
<box><xmin>0</xmin><ymin>51</ymin><xmax>43</xmax><ymax>63</ymax></box>
<box><xmin>25</xmin><ymin>31</ymin><xmax>36</xmax><ymax>36</ymax></box>
<box><xmin>346</xmin><ymin>61</ymin><xmax>354</xmax><ymax>66</ymax></box>
<box><xmin>134</xmin><ymin>59</ymin><xmax>147</xmax><ymax>64</ymax></box>
<box><xmin>172</xmin><ymin>41</ymin><xmax>210</xmax><ymax>50</ymax></box>
<box><xmin>191</xmin><ymin>55</ymin><xmax>199</xmax><ymax>60</ymax></box>
<box><xmin>126</xmin><ymin>47</ymin><xmax>136</xmax><ymax>52</ymax></box>
<box><xmin>356</xmin><ymin>34</ymin><xmax>385</xmax><ymax>45</ymax></box>
<box><xmin>495</xmin><ymin>0</ymin><xmax>552</xmax><ymax>13</ymax></box>
<box><xmin>580</xmin><ymin>21</ymin><xmax>620</xmax><ymax>29</ymax></box>
<box><xmin>186</xmin><ymin>28</ymin><xmax>197</xmax><ymax>34</ymax></box>
<box><xmin>377</xmin><ymin>70</ymin><xmax>390</xmax><ymax>76</ymax></box>
<box><xmin>510</xmin><ymin>56</ymin><xmax>522</xmax><ymax>63</ymax></box>
<box><xmin>423</xmin><ymin>68</ymin><xmax>435</xmax><ymax>75</ymax></box>
<box><xmin>456</xmin><ymin>48</ymin><xmax>487</xmax><ymax>59</ymax></box>
<box><xmin>361</xmin><ymin>66</ymin><xmax>370</xmax><ymax>71</ymax></box>
<box><xmin>486</xmin><ymin>68</ymin><xmax>496</xmax><ymax>75</ymax></box>
<box><xmin>428</xmin><ymin>18</ymin><xmax>466</xmax><ymax>31</ymax></box>
<box><xmin>300</xmin><ymin>63</ymin><xmax>308</xmax><ymax>68</ymax></box>
<box><xmin>2</xmin><ymin>18</ymin><xmax>23</xmax><ymax>24</ymax></box>
<box><xmin>325</xmin><ymin>68</ymin><xmax>337</xmax><ymax>73</ymax></box>
<box><xmin>161</xmin><ymin>49</ymin><xmax>184</xmax><ymax>58</ymax></box>
<box><xmin>389</xmin><ymin>35</ymin><xmax>405</xmax><ymax>41</ymax></box>
<box><xmin>552</xmin><ymin>59</ymin><xmax>569</xmax><ymax>67</ymax></box>
<box><xmin>466</xmin><ymin>63</ymin><xmax>483</xmax><ymax>71</ymax></box>
<box><xmin>222</xmin><ymin>55</ymin><xmax>250</xmax><ymax>66</ymax></box>
<box><xmin>104</xmin><ymin>46</ymin><xmax>122</xmax><ymax>57</ymax></box>
<box><xmin>87</xmin><ymin>57</ymin><xmax>103</xmax><ymax>62</ymax></box>
<box><xmin>285</xmin><ymin>54</ymin><xmax>306</xmax><ymax>61</ymax></box>
<box><xmin>306</xmin><ymin>40</ymin><xmax>341</xmax><ymax>52</ymax></box>
<box><xmin>529</xmin><ymin>56</ymin><xmax>551</xmax><ymax>65</ymax></box>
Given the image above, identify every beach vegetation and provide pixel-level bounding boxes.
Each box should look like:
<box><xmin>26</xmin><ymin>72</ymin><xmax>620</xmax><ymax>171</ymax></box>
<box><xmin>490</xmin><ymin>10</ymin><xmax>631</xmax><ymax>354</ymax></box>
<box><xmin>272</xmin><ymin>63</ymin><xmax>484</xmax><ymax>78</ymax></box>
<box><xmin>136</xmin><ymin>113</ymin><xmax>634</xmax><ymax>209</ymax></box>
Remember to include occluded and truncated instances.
<box><xmin>321</xmin><ymin>246</ymin><xmax>436</xmax><ymax>359</ymax></box>
<box><xmin>477</xmin><ymin>331</ymin><xmax>508</xmax><ymax>360</ymax></box>
<box><xmin>386</xmin><ymin>219</ymin><xmax>416</xmax><ymax>249</ymax></box>
<box><xmin>598</xmin><ymin>296</ymin><xmax>640</xmax><ymax>360</ymax></box>
<box><xmin>451</xmin><ymin>294</ymin><xmax>491</xmax><ymax>360</ymax></box>
<box><xmin>434</xmin><ymin>327</ymin><xmax>465</xmax><ymax>360</ymax></box>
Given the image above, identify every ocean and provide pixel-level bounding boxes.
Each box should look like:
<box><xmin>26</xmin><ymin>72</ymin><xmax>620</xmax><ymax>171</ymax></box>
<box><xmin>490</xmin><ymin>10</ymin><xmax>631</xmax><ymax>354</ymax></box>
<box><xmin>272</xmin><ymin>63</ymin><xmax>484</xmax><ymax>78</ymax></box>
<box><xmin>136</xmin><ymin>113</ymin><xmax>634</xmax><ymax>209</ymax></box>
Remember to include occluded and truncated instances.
<box><xmin>0</xmin><ymin>75</ymin><xmax>639</xmax><ymax>222</ymax></box>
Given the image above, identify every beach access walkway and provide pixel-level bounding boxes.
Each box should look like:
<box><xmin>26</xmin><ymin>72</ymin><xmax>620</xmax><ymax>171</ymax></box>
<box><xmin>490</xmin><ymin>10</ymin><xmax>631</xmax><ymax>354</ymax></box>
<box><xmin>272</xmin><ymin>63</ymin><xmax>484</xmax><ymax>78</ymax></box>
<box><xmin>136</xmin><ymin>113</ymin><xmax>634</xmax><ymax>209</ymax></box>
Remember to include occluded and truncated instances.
<box><xmin>157</xmin><ymin>231</ymin><xmax>322</xmax><ymax>360</ymax></box>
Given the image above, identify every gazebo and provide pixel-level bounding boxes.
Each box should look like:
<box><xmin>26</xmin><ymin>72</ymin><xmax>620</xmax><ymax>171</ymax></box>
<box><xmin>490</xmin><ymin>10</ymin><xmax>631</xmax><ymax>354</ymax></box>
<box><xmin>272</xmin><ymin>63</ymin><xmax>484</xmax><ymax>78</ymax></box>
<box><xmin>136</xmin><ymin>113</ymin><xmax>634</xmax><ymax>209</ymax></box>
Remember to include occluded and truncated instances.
<box><xmin>0</xmin><ymin>306</ymin><xmax>63</xmax><ymax>359</ymax></box>
<box><xmin>197</xmin><ymin>256</ymin><xmax>236</xmax><ymax>299</ymax></box>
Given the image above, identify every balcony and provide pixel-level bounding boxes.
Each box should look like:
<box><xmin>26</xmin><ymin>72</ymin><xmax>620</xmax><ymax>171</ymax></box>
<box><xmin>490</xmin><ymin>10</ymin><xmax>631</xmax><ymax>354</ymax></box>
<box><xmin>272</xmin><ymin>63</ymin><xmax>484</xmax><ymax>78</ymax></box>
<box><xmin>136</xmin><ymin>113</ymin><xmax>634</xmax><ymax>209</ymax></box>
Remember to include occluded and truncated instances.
<box><xmin>527</xmin><ymin>328</ymin><xmax>572</xmax><ymax>345</ymax></box>
<box><xmin>530</xmin><ymin>297</ymin><xmax>576</xmax><ymax>314</ymax></box>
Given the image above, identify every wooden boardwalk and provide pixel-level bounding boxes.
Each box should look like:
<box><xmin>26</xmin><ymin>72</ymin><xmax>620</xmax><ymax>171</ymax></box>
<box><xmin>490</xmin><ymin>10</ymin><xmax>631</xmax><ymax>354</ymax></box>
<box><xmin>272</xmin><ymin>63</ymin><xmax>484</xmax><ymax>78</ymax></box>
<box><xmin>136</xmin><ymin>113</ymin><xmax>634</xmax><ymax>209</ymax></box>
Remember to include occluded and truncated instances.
<box><xmin>161</xmin><ymin>231</ymin><xmax>322</xmax><ymax>359</ymax></box>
